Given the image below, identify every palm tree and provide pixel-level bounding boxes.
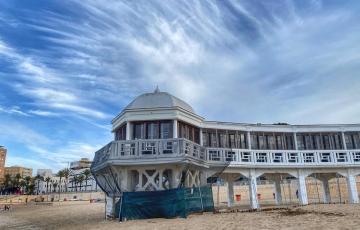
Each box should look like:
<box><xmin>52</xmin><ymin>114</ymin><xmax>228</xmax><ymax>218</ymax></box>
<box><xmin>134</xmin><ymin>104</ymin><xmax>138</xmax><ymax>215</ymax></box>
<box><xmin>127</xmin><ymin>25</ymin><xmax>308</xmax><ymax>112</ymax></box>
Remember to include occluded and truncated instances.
<box><xmin>63</xmin><ymin>168</ymin><xmax>70</xmax><ymax>192</ymax></box>
<box><xmin>14</xmin><ymin>173</ymin><xmax>22</xmax><ymax>189</ymax></box>
<box><xmin>77</xmin><ymin>175</ymin><xmax>85</xmax><ymax>191</ymax></box>
<box><xmin>45</xmin><ymin>177</ymin><xmax>51</xmax><ymax>193</ymax></box>
<box><xmin>57</xmin><ymin>170</ymin><xmax>65</xmax><ymax>199</ymax></box>
<box><xmin>34</xmin><ymin>175</ymin><xmax>44</xmax><ymax>195</ymax></box>
<box><xmin>20</xmin><ymin>180</ymin><xmax>26</xmax><ymax>193</ymax></box>
<box><xmin>52</xmin><ymin>182</ymin><xmax>58</xmax><ymax>193</ymax></box>
<box><xmin>82</xmin><ymin>169</ymin><xmax>92</xmax><ymax>191</ymax></box>
<box><xmin>24</xmin><ymin>176</ymin><xmax>32</xmax><ymax>194</ymax></box>
<box><xmin>4</xmin><ymin>174</ymin><xmax>11</xmax><ymax>189</ymax></box>
<box><xmin>71</xmin><ymin>175</ymin><xmax>78</xmax><ymax>192</ymax></box>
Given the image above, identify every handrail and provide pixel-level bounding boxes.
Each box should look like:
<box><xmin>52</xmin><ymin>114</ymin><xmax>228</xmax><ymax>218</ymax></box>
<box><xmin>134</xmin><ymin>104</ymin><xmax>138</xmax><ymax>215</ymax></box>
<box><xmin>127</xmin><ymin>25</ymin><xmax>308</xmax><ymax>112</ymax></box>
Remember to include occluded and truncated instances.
<box><xmin>91</xmin><ymin>138</ymin><xmax>360</xmax><ymax>168</ymax></box>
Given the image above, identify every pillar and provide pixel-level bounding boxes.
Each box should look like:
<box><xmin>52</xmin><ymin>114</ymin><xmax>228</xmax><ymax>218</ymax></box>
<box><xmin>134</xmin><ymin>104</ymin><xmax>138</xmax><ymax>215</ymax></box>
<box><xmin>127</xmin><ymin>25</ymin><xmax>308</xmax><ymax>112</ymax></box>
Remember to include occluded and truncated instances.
<box><xmin>120</xmin><ymin>168</ymin><xmax>129</xmax><ymax>191</ymax></box>
<box><xmin>106</xmin><ymin>195</ymin><xmax>115</xmax><ymax>217</ymax></box>
<box><xmin>126</xmin><ymin>121</ymin><xmax>131</xmax><ymax>140</ymax></box>
<box><xmin>247</xmin><ymin>131</ymin><xmax>252</xmax><ymax>150</ymax></box>
<box><xmin>274</xmin><ymin>178</ymin><xmax>282</xmax><ymax>205</ymax></box>
<box><xmin>321</xmin><ymin>178</ymin><xmax>331</xmax><ymax>203</ymax></box>
<box><xmin>170</xmin><ymin>168</ymin><xmax>181</xmax><ymax>189</ymax></box>
<box><xmin>173</xmin><ymin>120</ymin><xmax>178</xmax><ymax>138</ymax></box>
<box><xmin>342</xmin><ymin>132</ymin><xmax>347</xmax><ymax>150</ymax></box>
<box><xmin>249</xmin><ymin>175</ymin><xmax>259</xmax><ymax>209</ymax></box>
<box><xmin>346</xmin><ymin>174</ymin><xmax>359</xmax><ymax>203</ymax></box>
<box><xmin>200</xmin><ymin>128</ymin><xmax>203</xmax><ymax>146</ymax></box>
<box><xmin>200</xmin><ymin>171</ymin><xmax>207</xmax><ymax>186</ymax></box>
<box><xmin>227</xmin><ymin>180</ymin><xmax>235</xmax><ymax>207</ymax></box>
<box><xmin>293</xmin><ymin>132</ymin><xmax>298</xmax><ymax>150</ymax></box>
<box><xmin>297</xmin><ymin>172</ymin><xmax>308</xmax><ymax>205</ymax></box>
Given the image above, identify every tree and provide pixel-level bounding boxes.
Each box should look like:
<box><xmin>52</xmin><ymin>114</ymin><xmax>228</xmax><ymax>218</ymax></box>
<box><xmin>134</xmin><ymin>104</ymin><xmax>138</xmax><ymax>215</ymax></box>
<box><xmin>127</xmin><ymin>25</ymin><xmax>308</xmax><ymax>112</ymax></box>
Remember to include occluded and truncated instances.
<box><xmin>24</xmin><ymin>176</ymin><xmax>32</xmax><ymax>194</ymax></box>
<box><xmin>45</xmin><ymin>177</ymin><xmax>51</xmax><ymax>193</ymax></box>
<box><xmin>4</xmin><ymin>174</ymin><xmax>11</xmax><ymax>189</ymax></box>
<box><xmin>71</xmin><ymin>175</ymin><xmax>78</xmax><ymax>192</ymax></box>
<box><xmin>14</xmin><ymin>173</ymin><xmax>22</xmax><ymax>189</ymax></box>
<box><xmin>82</xmin><ymin>169</ymin><xmax>92</xmax><ymax>191</ymax></box>
<box><xmin>52</xmin><ymin>182</ymin><xmax>58</xmax><ymax>193</ymax></box>
<box><xmin>20</xmin><ymin>180</ymin><xmax>26</xmax><ymax>193</ymax></box>
<box><xmin>63</xmin><ymin>168</ymin><xmax>70</xmax><ymax>192</ymax></box>
<box><xmin>34</xmin><ymin>175</ymin><xmax>44</xmax><ymax>195</ymax></box>
<box><xmin>57</xmin><ymin>170</ymin><xmax>65</xmax><ymax>199</ymax></box>
<box><xmin>77</xmin><ymin>175</ymin><xmax>85</xmax><ymax>191</ymax></box>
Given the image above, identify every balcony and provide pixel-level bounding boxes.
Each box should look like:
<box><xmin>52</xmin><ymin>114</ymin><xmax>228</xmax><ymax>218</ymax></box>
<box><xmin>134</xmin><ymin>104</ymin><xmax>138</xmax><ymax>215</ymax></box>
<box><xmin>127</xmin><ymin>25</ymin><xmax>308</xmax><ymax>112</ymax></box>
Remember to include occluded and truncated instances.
<box><xmin>91</xmin><ymin>138</ymin><xmax>207</xmax><ymax>170</ymax></box>
<box><xmin>206</xmin><ymin>148</ymin><xmax>360</xmax><ymax>167</ymax></box>
<box><xmin>91</xmin><ymin>138</ymin><xmax>360</xmax><ymax>170</ymax></box>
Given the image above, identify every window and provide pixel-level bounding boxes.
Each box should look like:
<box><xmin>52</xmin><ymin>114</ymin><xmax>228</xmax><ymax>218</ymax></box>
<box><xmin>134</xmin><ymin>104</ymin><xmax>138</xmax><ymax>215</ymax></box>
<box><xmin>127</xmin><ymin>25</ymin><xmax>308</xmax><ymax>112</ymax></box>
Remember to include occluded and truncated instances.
<box><xmin>297</xmin><ymin>135</ymin><xmax>305</xmax><ymax>150</ymax></box>
<box><xmin>177</xmin><ymin>121</ymin><xmax>200</xmax><ymax>144</ymax></box>
<box><xmin>133</xmin><ymin>123</ymin><xmax>145</xmax><ymax>139</ymax></box>
<box><xmin>147</xmin><ymin>122</ymin><xmax>159</xmax><ymax>139</ymax></box>
<box><xmin>160</xmin><ymin>122</ymin><xmax>172</xmax><ymax>139</ymax></box>
<box><xmin>115</xmin><ymin>124</ymin><xmax>126</xmax><ymax>140</ymax></box>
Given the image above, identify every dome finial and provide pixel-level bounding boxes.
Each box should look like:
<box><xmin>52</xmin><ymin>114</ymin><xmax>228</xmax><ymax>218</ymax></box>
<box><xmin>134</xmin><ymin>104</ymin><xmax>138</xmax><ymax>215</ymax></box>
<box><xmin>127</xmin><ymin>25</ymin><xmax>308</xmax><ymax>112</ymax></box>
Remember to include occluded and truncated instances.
<box><xmin>154</xmin><ymin>85</ymin><xmax>160</xmax><ymax>93</ymax></box>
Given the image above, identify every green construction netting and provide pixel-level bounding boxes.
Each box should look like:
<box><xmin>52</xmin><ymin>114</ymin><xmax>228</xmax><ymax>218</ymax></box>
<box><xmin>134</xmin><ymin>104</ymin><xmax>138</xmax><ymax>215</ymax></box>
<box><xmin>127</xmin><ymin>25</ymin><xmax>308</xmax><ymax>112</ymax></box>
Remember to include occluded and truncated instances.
<box><xmin>115</xmin><ymin>186</ymin><xmax>214</xmax><ymax>221</ymax></box>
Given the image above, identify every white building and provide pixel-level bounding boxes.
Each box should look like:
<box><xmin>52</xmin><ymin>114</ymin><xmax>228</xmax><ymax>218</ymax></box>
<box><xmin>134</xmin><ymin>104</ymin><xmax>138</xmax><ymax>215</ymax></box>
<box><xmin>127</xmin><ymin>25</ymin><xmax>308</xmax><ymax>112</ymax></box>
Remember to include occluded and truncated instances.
<box><xmin>36</xmin><ymin>159</ymin><xmax>99</xmax><ymax>194</ymax></box>
<box><xmin>68</xmin><ymin>158</ymin><xmax>98</xmax><ymax>192</ymax></box>
<box><xmin>91</xmin><ymin>88</ymin><xmax>360</xmax><ymax>215</ymax></box>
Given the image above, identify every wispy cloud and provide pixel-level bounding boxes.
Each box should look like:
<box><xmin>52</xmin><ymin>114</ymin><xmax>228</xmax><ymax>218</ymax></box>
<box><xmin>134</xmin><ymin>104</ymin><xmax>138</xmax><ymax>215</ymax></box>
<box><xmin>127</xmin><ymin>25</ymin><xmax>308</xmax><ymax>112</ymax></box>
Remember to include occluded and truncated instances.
<box><xmin>1</xmin><ymin>0</ymin><xmax>360</xmax><ymax>172</ymax></box>
<box><xmin>0</xmin><ymin>106</ymin><xmax>29</xmax><ymax>116</ymax></box>
<box><xmin>28</xmin><ymin>110</ymin><xmax>59</xmax><ymax>117</ymax></box>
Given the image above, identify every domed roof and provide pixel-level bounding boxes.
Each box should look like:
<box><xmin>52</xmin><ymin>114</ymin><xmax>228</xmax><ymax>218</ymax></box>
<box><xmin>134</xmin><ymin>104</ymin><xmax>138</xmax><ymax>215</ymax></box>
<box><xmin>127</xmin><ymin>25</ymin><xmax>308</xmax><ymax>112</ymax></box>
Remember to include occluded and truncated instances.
<box><xmin>124</xmin><ymin>88</ymin><xmax>195</xmax><ymax>113</ymax></box>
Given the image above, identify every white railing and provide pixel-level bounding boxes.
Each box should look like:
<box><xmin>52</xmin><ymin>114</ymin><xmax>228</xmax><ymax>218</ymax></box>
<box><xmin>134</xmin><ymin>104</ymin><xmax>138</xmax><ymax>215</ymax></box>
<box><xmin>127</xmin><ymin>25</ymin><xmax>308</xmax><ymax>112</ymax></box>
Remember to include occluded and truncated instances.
<box><xmin>206</xmin><ymin>148</ymin><xmax>360</xmax><ymax>166</ymax></box>
<box><xmin>92</xmin><ymin>138</ymin><xmax>206</xmax><ymax>166</ymax></box>
<box><xmin>91</xmin><ymin>139</ymin><xmax>360</xmax><ymax>168</ymax></box>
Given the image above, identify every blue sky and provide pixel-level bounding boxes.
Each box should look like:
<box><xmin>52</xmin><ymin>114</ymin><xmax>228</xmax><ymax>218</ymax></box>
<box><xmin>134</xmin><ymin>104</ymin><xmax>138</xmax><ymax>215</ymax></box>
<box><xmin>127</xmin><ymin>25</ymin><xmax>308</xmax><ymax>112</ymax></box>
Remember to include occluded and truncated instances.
<box><xmin>1</xmin><ymin>0</ymin><xmax>360</xmax><ymax>174</ymax></box>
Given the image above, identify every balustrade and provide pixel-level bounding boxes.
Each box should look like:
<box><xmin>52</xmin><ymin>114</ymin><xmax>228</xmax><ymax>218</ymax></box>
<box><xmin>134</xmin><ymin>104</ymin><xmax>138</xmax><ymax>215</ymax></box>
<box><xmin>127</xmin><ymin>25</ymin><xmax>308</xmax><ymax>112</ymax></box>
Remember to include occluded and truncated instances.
<box><xmin>92</xmin><ymin>138</ymin><xmax>360</xmax><ymax>168</ymax></box>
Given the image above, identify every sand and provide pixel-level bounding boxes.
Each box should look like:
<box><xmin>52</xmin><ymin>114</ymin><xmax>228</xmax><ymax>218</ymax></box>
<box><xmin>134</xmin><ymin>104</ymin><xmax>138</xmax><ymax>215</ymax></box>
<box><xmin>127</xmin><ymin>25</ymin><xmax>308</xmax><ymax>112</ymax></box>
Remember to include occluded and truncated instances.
<box><xmin>1</xmin><ymin>202</ymin><xmax>360</xmax><ymax>230</ymax></box>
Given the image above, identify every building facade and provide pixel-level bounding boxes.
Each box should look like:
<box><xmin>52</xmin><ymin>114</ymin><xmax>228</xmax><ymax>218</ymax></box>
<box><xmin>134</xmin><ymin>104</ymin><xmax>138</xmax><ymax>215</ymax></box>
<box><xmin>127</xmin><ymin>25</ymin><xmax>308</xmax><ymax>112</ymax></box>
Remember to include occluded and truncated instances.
<box><xmin>68</xmin><ymin>158</ymin><xmax>98</xmax><ymax>192</ymax></box>
<box><xmin>36</xmin><ymin>159</ymin><xmax>99</xmax><ymax>194</ymax></box>
<box><xmin>91</xmin><ymin>89</ymin><xmax>360</xmax><ymax>215</ymax></box>
<box><xmin>0</xmin><ymin>146</ymin><xmax>6</xmax><ymax>184</ymax></box>
<box><xmin>5</xmin><ymin>166</ymin><xmax>33</xmax><ymax>178</ymax></box>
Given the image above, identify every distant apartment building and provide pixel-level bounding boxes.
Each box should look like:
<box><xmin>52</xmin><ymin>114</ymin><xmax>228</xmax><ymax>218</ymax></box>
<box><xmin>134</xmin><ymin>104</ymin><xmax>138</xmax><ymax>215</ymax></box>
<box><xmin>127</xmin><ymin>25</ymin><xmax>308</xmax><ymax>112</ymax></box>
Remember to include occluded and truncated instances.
<box><xmin>5</xmin><ymin>166</ymin><xmax>33</xmax><ymax>178</ymax></box>
<box><xmin>68</xmin><ymin>158</ymin><xmax>97</xmax><ymax>192</ymax></box>
<box><xmin>70</xmin><ymin>158</ymin><xmax>92</xmax><ymax>170</ymax></box>
<box><xmin>36</xmin><ymin>158</ymin><xmax>98</xmax><ymax>194</ymax></box>
<box><xmin>37</xmin><ymin>169</ymin><xmax>53</xmax><ymax>178</ymax></box>
<box><xmin>0</xmin><ymin>146</ymin><xmax>6</xmax><ymax>183</ymax></box>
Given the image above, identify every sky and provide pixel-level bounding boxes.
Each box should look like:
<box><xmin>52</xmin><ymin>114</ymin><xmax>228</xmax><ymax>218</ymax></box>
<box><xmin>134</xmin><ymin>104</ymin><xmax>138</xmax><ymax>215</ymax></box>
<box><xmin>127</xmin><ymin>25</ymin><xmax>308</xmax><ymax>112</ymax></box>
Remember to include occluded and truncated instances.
<box><xmin>0</xmin><ymin>0</ymin><xmax>360</xmax><ymax>174</ymax></box>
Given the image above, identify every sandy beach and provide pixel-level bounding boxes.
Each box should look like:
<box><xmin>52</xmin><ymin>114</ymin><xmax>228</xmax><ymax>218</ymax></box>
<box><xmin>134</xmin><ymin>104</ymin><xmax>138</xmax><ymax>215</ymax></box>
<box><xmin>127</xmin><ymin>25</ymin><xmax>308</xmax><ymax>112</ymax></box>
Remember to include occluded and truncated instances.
<box><xmin>1</xmin><ymin>201</ymin><xmax>360</xmax><ymax>230</ymax></box>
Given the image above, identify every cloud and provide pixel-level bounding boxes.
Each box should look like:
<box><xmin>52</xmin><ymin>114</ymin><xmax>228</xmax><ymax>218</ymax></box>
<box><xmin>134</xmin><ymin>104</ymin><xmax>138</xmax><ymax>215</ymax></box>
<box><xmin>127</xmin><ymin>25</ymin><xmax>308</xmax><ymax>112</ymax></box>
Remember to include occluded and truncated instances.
<box><xmin>0</xmin><ymin>38</ymin><xmax>109</xmax><ymax>121</ymax></box>
<box><xmin>1</xmin><ymin>0</ymin><xmax>360</xmax><ymax>175</ymax></box>
<box><xmin>0</xmin><ymin>120</ymin><xmax>51</xmax><ymax>146</ymax></box>
<box><xmin>28</xmin><ymin>110</ymin><xmax>59</xmax><ymax>117</ymax></box>
<box><xmin>5</xmin><ymin>157</ymin><xmax>49</xmax><ymax>172</ymax></box>
<box><xmin>0</xmin><ymin>106</ymin><xmax>29</xmax><ymax>116</ymax></box>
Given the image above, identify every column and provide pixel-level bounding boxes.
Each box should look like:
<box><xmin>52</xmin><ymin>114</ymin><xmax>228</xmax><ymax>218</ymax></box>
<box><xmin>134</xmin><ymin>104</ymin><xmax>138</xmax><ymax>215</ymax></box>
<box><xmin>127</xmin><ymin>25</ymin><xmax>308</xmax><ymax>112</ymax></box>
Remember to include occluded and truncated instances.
<box><xmin>126</xmin><ymin>121</ymin><xmax>131</xmax><ymax>140</ymax></box>
<box><xmin>321</xmin><ymin>178</ymin><xmax>331</xmax><ymax>203</ymax></box>
<box><xmin>293</xmin><ymin>132</ymin><xmax>298</xmax><ymax>150</ymax></box>
<box><xmin>170</xmin><ymin>168</ymin><xmax>181</xmax><ymax>189</ymax></box>
<box><xmin>106</xmin><ymin>195</ymin><xmax>115</xmax><ymax>217</ymax></box>
<box><xmin>249</xmin><ymin>174</ymin><xmax>259</xmax><ymax>209</ymax></box>
<box><xmin>247</xmin><ymin>131</ymin><xmax>252</xmax><ymax>150</ymax></box>
<box><xmin>199</xmin><ymin>171</ymin><xmax>208</xmax><ymax>186</ymax></box>
<box><xmin>227</xmin><ymin>180</ymin><xmax>235</xmax><ymax>207</ymax></box>
<box><xmin>158</xmin><ymin>169</ymin><xmax>164</xmax><ymax>190</ymax></box>
<box><xmin>173</xmin><ymin>120</ymin><xmax>178</xmax><ymax>138</ymax></box>
<box><xmin>297</xmin><ymin>171</ymin><xmax>308</xmax><ymax>205</ymax></box>
<box><xmin>342</xmin><ymin>132</ymin><xmax>347</xmax><ymax>150</ymax></box>
<box><xmin>274</xmin><ymin>178</ymin><xmax>282</xmax><ymax>205</ymax></box>
<box><xmin>346</xmin><ymin>174</ymin><xmax>359</xmax><ymax>203</ymax></box>
<box><xmin>120</xmin><ymin>169</ymin><xmax>129</xmax><ymax>191</ymax></box>
<box><xmin>199</xmin><ymin>128</ymin><xmax>203</xmax><ymax>146</ymax></box>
